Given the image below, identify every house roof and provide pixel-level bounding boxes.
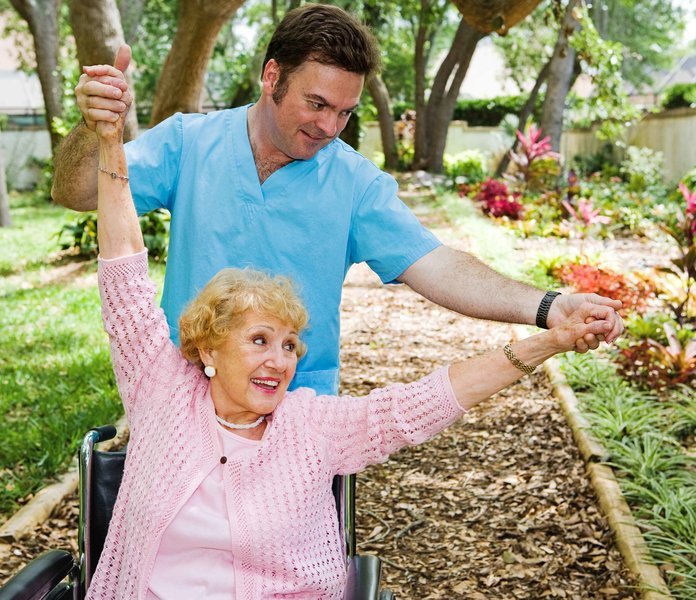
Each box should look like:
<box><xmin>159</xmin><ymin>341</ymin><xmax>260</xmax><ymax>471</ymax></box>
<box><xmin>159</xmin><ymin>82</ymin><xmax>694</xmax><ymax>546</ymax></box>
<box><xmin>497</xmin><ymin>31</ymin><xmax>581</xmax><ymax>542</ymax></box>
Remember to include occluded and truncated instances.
<box><xmin>625</xmin><ymin>53</ymin><xmax>696</xmax><ymax>96</ymax></box>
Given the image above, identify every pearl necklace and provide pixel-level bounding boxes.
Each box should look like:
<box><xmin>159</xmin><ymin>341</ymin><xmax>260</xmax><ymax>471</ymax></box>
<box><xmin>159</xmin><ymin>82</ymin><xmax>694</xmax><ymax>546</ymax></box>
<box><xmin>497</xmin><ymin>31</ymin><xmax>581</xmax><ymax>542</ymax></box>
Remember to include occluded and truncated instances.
<box><xmin>215</xmin><ymin>414</ymin><xmax>265</xmax><ymax>430</ymax></box>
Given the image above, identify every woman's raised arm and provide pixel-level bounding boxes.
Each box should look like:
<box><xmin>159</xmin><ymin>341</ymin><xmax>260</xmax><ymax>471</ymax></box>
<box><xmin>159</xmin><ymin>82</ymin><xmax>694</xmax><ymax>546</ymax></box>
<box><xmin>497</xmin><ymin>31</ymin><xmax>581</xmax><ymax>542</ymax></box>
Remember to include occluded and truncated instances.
<box><xmin>94</xmin><ymin>63</ymin><xmax>144</xmax><ymax>259</ymax></box>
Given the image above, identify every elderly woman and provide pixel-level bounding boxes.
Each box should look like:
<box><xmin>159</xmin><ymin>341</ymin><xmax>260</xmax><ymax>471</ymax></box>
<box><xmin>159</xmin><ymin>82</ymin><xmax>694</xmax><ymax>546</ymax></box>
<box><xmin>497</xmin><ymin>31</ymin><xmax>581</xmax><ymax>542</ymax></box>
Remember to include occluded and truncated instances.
<box><xmin>90</xmin><ymin>87</ymin><xmax>614</xmax><ymax>600</ymax></box>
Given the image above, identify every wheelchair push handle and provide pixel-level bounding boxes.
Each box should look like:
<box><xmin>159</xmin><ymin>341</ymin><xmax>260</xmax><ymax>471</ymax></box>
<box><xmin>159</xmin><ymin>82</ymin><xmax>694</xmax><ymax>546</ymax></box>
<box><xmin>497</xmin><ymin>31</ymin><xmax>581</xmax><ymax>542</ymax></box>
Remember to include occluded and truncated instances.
<box><xmin>89</xmin><ymin>425</ymin><xmax>117</xmax><ymax>443</ymax></box>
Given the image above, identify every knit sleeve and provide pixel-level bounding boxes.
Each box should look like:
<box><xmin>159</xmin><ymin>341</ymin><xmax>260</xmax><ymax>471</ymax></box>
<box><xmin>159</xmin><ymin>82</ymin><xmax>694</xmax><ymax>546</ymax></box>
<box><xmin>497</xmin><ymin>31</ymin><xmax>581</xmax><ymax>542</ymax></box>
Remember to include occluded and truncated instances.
<box><xmin>305</xmin><ymin>367</ymin><xmax>464</xmax><ymax>475</ymax></box>
<box><xmin>98</xmin><ymin>250</ymin><xmax>185</xmax><ymax>417</ymax></box>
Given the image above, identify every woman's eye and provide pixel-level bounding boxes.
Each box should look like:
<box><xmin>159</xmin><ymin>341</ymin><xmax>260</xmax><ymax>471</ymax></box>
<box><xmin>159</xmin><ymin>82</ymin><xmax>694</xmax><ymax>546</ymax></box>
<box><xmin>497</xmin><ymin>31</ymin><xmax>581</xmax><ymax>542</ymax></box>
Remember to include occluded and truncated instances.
<box><xmin>253</xmin><ymin>336</ymin><xmax>266</xmax><ymax>345</ymax></box>
<box><xmin>284</xmin><ymin>342</ymin><xmax>296</xmax><ymax>352</ymax></box>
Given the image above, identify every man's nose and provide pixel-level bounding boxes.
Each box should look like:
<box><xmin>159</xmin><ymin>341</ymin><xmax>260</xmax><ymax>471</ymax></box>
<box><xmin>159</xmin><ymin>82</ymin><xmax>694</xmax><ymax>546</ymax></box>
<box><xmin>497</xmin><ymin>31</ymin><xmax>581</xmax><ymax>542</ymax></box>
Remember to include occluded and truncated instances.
<box><xmin>316</xmin><ymin>112</ymin><xmax>339</xmax><ymax>138</ymax></box>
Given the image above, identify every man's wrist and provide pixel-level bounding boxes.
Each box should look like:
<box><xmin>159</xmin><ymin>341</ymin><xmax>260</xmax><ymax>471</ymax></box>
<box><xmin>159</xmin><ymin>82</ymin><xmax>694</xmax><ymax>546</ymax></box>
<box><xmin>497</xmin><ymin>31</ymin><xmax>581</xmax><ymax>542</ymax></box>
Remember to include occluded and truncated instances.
<box><xmin>536</xmin><ymin>291</ymin><xmax>561</xmax><ymax>329</ymax></box>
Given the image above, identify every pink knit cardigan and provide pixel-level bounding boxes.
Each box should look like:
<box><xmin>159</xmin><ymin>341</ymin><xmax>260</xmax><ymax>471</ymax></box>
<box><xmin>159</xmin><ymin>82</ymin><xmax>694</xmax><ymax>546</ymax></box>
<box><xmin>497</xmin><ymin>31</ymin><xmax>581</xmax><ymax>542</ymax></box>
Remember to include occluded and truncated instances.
<box><xmin>90</xmin><ymin>251</ymin><xmax>464</xmax><ymax>599</ymax></box>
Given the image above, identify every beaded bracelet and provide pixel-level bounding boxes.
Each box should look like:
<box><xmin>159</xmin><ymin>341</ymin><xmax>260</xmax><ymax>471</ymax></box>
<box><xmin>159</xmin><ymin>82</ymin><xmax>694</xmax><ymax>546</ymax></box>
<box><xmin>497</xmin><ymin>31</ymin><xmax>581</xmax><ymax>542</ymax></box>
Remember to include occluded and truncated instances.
<box><xmin>98</xmin><ymin>166</ymin><xmax>129</xmax><ymax>182</ymax></box>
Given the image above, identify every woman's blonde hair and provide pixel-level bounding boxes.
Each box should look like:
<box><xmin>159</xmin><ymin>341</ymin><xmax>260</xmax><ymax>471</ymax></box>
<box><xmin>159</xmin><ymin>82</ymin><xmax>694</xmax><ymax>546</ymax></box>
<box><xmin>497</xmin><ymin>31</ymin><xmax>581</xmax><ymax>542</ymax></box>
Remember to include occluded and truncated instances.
<box><xmin>179</xmin><ymin>268</ymin><xmax>309</xmax><ymax>367</ymax></box>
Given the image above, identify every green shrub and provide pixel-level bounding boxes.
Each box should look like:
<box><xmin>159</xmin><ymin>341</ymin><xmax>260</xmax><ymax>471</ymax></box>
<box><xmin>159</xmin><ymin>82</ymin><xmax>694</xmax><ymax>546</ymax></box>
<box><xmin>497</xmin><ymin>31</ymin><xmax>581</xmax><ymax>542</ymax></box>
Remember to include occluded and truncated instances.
<box><xmin>450</xmin><ymin>94</ymin><xmax>544</xmax><ymax>126</ymax></box>
<box><xmin>569</xmin><ymin>144</ymin><xmax>620</xmax><ymax>178</ymax></box>
<box><xmin>57</xmin><ymin>213</ymin><xmax>98</xmax><ymax>257</ymax></box>
<box><xmin>57</xmin><ymin>209</ymin><xmax>170</xmax><ymax>260</ymax></box>
<box><xmin>140</xmin><ymin>209</ymin><xmax>170</xmax><ymax>262</ymax></box>
<box><xmin>443</xmin><ymin>150</ymin><xmax>487</xmax><ymax>184</ymax></box>
<box><xmin>620</xmin><ymin>146</ymin><xmax>665</xmax><ymax>192</ymax></box>
<box><xmin>662</xmin><ymin>83</ymin><xmax>696</xmax><ymax>110</ymax></box>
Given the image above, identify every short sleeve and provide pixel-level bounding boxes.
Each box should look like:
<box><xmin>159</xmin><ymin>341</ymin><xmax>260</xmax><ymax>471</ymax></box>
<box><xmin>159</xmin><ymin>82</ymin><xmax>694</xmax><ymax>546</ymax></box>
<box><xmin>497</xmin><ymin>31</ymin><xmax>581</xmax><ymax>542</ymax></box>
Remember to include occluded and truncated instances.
<box><xmin>124</xmin><ymin>113</ymin><xmax>184</xmax><ymax>215</ymax></box>
<box><xmin>348</xmin><ymin>173</ymin><xmax>441</xmax><ymax>283</ymax></box>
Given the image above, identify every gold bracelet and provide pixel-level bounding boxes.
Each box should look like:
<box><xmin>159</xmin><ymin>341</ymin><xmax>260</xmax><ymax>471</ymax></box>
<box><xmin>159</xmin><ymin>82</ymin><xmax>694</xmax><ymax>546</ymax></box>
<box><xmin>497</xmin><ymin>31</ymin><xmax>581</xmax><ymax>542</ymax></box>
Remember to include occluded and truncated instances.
<box><xmin>503</xmin><ymin>343</ymin><xmax>536</xmax><ymax>375</ymax></box>
<box><xmin>98</xmin><ymin>166</ymin><xmax>129</xmax><ymax>182</ymax></box>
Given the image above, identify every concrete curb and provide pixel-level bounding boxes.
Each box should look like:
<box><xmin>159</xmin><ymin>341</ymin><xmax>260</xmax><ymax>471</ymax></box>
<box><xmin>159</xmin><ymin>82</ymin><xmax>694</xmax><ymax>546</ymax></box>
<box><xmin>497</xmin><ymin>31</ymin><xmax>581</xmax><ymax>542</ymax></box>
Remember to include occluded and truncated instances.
<box><xmin>512</xmin><ymin>325</ymin><xmax>671</xmax><ymax>600</ymax></box>
<box><xmin>0</xmin><ymin>416</ymin><xmax>129</xmax><ymax>545</ymax></box>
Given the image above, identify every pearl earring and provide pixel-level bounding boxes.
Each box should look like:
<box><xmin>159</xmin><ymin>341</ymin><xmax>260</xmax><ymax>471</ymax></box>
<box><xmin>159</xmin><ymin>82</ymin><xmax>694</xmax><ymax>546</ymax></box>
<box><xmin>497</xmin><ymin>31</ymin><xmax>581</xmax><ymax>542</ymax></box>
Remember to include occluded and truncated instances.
<box><xmin>204</xmin><ymin>365</ymin><xmax>216</xmax><ymax>378</ymax></box>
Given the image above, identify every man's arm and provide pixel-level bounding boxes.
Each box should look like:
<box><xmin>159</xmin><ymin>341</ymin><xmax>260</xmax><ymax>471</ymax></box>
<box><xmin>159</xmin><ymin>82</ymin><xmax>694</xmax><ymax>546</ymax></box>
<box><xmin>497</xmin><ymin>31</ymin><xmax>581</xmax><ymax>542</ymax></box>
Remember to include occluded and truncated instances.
<box><xmin>52</xmin><ymin>46</ymin><xmax>132</xmax><ymax>211</ymax></box>
<box><xmin>52</xmin><ymin>121</ymin><xmax>100</xmax><ymax>211</ymax></box>
<box><xmin>399</xmin><ymin>245</ymin><xmax>624</xmax><ymax>350</ymax></box>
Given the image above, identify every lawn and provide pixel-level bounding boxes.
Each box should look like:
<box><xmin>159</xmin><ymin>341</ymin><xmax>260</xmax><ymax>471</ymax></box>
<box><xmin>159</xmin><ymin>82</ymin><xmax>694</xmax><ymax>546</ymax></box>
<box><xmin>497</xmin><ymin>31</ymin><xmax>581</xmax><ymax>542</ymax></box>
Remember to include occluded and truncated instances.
<box><xmin>0</xmin><ymin>192</ymin><xmax>163</xmax><ymax>517</ymax></box>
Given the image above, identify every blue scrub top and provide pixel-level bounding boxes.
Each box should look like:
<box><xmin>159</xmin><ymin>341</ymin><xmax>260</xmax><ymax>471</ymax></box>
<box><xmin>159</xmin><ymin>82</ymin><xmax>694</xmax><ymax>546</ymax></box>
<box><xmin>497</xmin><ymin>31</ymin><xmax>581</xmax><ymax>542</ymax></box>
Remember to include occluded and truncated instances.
<box><xmin>125</xmin><ymin>106</ymin><xmax>440</xmax><ymax>395</ymax></box>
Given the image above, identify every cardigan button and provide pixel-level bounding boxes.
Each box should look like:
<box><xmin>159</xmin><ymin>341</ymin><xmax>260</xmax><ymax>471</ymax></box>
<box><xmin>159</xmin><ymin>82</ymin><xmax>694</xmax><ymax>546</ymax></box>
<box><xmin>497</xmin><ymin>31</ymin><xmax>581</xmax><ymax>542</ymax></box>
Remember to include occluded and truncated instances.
<box><xmin>220</xmin><ymin>456</ymin><xmax>227</xmax><ymax>464</ymax></box>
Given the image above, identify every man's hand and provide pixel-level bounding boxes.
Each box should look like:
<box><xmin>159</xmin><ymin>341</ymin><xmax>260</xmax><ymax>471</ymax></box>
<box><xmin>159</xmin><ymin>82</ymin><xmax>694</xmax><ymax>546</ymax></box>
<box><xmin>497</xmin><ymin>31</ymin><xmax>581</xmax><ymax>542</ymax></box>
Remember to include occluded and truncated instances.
<box><xmin>76</xmin><ymin>44</ymin><xmax>132</xmax><ymax>131</ymax></box>
<box><xmin>547</xmin><ymin>293</ymin><xmax>624</xmax><ymax>352</ymax></box>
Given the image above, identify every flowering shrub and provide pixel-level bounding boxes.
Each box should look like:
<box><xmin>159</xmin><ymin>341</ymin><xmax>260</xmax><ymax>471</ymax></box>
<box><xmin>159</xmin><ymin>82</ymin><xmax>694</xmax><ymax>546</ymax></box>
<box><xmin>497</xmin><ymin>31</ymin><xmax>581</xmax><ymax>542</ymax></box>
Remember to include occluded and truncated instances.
<box><xmin>655</xmin><ymin>182</ymin><xmax>696</xmax><ymax>325</ymax></box>
<box><xmin>615</xmin><ymin>323</ymin><xmax>696</xmax><ymax>391</ymax></box>
<box><xmin>474</xmin><ymin>178</ymin><xmax>524</xmax><ymax>219</ymax></box>
<box><xmin>509</xmin><ymin>124</ymin><xmax>561</xmax><ymax>190</ymax></box>
<box><xmin>552</xmin><ymin>262</ymin><xmax>654</xmax><ymax>315</ymax></box>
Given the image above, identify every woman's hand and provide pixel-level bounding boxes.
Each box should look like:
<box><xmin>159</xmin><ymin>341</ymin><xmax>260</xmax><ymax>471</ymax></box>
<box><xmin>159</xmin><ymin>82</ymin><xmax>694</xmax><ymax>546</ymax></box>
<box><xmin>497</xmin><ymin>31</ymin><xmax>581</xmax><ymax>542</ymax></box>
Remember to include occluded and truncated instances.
<box><xmin>547</xmin><ymin>293</ymin><xmax>624</xmax><ymax>351</ymax></box>
<box><xmin>547</xmin><ymin>302</ymin><xmax>615</xmax><ymax>355</ymax></box>
<box><xmin>81</xmin><ymin>45</ymin><xmax>132</xmax><ymax>145</ymax></box>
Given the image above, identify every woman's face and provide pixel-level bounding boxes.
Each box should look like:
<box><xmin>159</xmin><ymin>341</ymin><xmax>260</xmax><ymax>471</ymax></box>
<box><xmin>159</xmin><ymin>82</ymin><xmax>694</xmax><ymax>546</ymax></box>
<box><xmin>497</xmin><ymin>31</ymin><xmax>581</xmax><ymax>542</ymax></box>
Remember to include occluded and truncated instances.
<box><xmin>201</xmin><ymin>310</ymin><xmax>300</xmax><ymax>422</ymax></box>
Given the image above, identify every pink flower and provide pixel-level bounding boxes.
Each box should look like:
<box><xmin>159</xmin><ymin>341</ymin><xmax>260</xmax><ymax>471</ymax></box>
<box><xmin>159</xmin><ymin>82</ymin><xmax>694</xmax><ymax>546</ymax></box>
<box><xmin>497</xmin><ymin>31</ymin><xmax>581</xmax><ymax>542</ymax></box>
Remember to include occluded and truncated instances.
<box><xmin>678</xmin><ymin>182</ymin><xmax>696</xmax><ymax>215</ymax></box>
<box><xmin>562</xmin><ymin>198</ymin><xmax>611</xmax><ymax>226</ymax></box>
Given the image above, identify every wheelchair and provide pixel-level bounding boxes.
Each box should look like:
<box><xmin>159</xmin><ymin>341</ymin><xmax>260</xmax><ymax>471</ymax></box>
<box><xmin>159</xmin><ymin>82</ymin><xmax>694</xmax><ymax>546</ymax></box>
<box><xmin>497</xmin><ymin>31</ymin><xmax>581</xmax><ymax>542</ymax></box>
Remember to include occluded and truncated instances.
<box><xmin>0</xmin><ymin>425</ymin><xmax>394</xmax><ymax>600</ymax></box>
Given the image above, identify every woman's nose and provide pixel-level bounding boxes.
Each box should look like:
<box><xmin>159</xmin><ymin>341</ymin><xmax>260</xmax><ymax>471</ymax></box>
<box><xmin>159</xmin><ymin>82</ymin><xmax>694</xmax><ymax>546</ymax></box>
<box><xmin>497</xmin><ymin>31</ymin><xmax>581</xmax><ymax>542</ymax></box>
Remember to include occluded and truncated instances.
<box><xmin>265</xmin><ymin>346</ymin><xmax>289</xmax><ymax>371</ymax></box>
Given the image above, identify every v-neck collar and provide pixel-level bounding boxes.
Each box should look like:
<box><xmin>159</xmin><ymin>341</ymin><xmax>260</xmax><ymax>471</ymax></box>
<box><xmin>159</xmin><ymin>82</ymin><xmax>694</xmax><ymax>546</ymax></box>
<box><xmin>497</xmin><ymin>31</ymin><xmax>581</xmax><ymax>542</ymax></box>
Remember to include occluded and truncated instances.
<box><xmin>228</xmin><ymin>105</ymin><xmax>325</xmax><ymax>204</ymax></box>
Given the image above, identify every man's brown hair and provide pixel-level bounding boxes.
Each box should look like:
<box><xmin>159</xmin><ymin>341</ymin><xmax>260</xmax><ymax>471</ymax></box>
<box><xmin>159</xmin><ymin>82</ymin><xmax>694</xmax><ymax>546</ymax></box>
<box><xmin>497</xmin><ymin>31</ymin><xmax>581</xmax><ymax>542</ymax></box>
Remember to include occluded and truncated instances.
<box><xmin>263</xmin><ymin>3</ymin><xmax>380</xmax><ymax>103</ymax></box>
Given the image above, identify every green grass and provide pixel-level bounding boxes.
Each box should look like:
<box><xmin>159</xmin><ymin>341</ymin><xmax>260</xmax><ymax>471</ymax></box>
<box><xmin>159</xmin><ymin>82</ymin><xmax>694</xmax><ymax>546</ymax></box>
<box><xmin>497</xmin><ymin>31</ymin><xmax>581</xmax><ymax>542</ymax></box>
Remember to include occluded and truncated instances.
<box><xmin>0</xmin><ymin>192</ymin><xmax>71</xmax><ymax>276</ymax></box>
<box><xmin>439</xmin><ymin>191</ymin><xmax>525</xmax><ymax>280</ymax></box>
<box><xmin>0</xmin><ymin>192</ymin><xmax>165</xmax><ymax>518</ymax></box>
<box><xmin>561</xmin><ymin>352</ymin><xmax>696</xmax><ymax>600</ymax></box>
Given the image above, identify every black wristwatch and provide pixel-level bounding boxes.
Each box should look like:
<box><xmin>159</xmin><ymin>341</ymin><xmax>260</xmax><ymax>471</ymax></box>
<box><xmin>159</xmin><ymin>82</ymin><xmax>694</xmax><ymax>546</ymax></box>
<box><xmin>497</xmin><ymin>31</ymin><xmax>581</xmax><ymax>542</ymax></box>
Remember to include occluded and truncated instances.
<box><xmin>536</xmin><ymin>291</ymin><xmax>561</xmax><ymax>329</ymax></box>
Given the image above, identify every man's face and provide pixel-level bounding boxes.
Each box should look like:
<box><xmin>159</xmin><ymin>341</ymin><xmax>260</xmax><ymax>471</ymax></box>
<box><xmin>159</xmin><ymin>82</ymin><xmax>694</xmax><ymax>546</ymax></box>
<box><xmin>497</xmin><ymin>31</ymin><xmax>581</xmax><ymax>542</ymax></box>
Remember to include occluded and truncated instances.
<box><xmin>264</xmin><ymin>60</ymin><xmax>364</xmax><ymax>161</ymax></box>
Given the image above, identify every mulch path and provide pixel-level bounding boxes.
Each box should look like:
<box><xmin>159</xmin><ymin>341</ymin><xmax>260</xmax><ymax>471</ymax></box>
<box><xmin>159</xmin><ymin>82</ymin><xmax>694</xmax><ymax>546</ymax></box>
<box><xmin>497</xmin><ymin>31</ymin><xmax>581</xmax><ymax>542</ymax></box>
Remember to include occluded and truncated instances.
<box><xmin>1</xmin><ymin>207</ymin><xmax>640</xmax><ymax>598</ymax></box>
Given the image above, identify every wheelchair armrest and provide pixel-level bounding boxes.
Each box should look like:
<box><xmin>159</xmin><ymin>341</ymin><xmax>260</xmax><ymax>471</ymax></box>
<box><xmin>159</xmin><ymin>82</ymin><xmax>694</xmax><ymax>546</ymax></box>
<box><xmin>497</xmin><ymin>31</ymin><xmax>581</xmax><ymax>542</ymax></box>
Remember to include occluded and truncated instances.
<box><xmin>344</xmin><ymin>554</ymin><xmax>382</xmax><ymax>600</ymax></box>
<box><xmin>0</xmin><ymin>549</ymin><xmax>76</xmax><ymax>600</ymax></box>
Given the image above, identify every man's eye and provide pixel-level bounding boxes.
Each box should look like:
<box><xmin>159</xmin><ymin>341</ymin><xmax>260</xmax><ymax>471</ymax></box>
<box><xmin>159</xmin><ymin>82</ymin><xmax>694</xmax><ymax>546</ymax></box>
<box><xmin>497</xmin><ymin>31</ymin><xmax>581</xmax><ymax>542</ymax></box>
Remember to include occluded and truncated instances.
<box><xmin>310</xmin><ymin>101</ymin><xmax>323</xmax><ymax>110</ymax></box>
<box><xmin>340</xmin><ymin>110</ymin><xmax>353</xmax><ymax>118</ymax></box>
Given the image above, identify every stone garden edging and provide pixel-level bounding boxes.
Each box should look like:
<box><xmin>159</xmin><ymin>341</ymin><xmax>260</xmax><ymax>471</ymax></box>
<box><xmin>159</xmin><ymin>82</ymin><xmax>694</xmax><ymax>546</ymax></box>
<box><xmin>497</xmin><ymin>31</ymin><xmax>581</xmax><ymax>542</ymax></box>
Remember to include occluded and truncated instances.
<box><xmin>512</xmin><ymin>325</ymin><xmax>671</xmax><ymax>600</ymax></box>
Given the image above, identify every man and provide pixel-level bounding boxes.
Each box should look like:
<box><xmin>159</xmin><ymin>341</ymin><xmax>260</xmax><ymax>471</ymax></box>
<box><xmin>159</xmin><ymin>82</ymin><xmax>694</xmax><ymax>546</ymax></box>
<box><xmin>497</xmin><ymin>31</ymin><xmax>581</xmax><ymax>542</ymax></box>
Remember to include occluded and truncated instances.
<box><xmin>52</xmin><ymin>4</ymin><xmax>622</xmax><ymax>396</ymax></box>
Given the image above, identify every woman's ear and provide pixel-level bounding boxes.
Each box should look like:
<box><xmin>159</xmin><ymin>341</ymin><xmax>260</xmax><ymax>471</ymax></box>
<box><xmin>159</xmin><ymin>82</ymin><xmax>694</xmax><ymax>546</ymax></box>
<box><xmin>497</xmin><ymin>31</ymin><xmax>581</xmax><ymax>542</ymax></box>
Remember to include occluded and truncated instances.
<box><xmin>199</xmin><ymin>348</ymin><xmax>215</xmax><ymax>365</ymax></box>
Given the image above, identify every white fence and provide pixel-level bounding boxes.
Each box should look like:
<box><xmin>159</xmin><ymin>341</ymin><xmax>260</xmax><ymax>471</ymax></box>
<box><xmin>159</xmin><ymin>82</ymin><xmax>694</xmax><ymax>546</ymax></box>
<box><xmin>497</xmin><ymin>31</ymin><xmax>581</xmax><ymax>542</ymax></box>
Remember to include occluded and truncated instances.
<box><xmin>3</xmin><ymin>107</ymin><xmax>695</xmax><ymax>190</ymax></box>
<box><xmin>0</xmin><ymin>129</ymin><xmax>50</xmax><ymax>190</ymax></box>
<box><xmin>561</xmin><ymin>107</ymin><xmax>696</xmax><ymax>183</ymax></box>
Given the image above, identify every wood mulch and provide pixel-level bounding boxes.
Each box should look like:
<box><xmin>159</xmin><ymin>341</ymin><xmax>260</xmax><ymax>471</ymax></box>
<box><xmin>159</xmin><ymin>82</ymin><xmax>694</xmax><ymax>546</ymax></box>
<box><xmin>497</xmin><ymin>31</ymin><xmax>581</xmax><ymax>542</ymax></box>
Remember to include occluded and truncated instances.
<box><xmin>0</xmin><ymin>206</ymin><xmax>641</xmax><ymax>598</ymax></box>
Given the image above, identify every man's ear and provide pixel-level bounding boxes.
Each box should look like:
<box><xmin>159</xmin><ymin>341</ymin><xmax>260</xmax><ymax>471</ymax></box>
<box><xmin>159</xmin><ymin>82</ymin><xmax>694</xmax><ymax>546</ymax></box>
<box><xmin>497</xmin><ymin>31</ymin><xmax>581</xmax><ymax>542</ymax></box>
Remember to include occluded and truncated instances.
<box><xmin>261</xmin><ymin>59</ymin><xmax>281</xmax><ymax>93</ymax></box>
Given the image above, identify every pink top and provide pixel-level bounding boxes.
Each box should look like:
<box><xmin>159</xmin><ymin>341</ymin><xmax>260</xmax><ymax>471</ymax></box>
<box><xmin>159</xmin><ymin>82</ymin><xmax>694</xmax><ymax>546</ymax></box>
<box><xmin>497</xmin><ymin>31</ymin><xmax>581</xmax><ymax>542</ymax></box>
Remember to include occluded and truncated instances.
<box><xmin>146</xmin><ymin>428</ymin><xmax>260</xmax><ymax>599</ymax></box>
<box><xmin>90</xmin><ymin>251</ymin><xmax>464</xmax><ymax>600</ymax></box>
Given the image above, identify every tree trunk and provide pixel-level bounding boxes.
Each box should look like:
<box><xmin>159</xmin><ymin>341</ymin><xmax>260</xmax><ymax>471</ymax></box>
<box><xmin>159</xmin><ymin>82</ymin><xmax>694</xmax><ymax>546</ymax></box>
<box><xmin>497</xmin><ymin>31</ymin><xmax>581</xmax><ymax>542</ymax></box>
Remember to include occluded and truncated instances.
<box><xmin>69</xmin><ymin>0</ymin><xmax>139</xmax><ymax>142</ymax></box>
<box><xmin>10</xmin><ymin>0</ymin><xmax>62</xmax><ymax>153</ymax></box>
<box><xmin>0</xmin><ymin>138</ymin><xmax>11</xmax><ymax>227</ymax></box>
<box><xmin>411</xmin><ymin>1</ymin><xmax>431</xmax><ymax>170</ymax></box>
<box><xmin>339</xmin><ymin>112</ymin><xmax>360</xmax><ymax>149</ymax></box>
<box><xmin>116</xmin><ymin>0</ymin><xmax>146</xmax><ymax>45</ymax></box>
<box><xmin>495</xmin><ymin>57</ymin><xmax>551</xmax><ymax>177</ymax></box>
<box><xmin>539</xmin><ymin>0</ymin><xmax>581</xmax><ymax>151</ymax></box>
<box><xmin>423</xmin><ymin>17</ymin><xmax>483</xmax><ymax>173</ymax></box>
<box><xmin>149</xmin><ymin>0</ymin><xmax>244</xmax><ymax>126</ymax></box>
<box><xmin>367</xmin><ymin>76</ymin><xmax>398</xmax><ymax>171</ymax></box>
